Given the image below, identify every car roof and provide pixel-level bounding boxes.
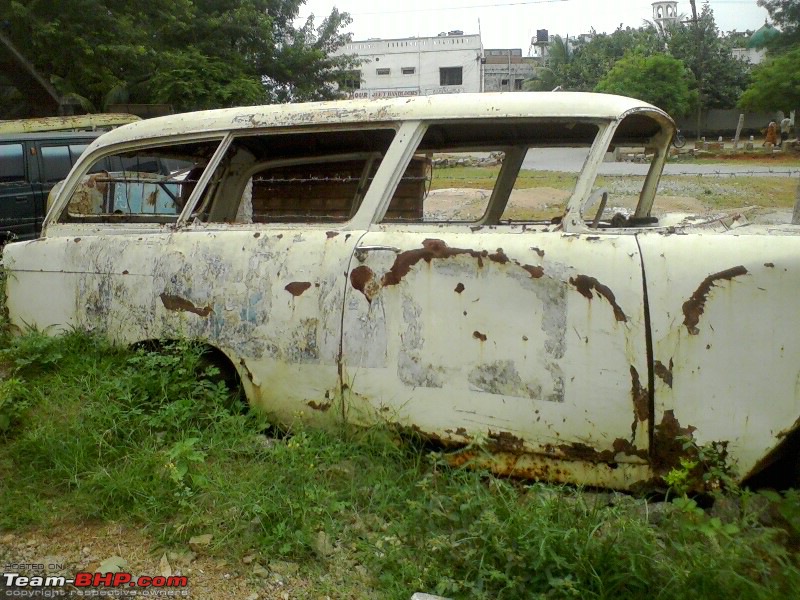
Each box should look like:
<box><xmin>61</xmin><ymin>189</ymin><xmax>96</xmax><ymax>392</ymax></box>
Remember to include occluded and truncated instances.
<box><xmin>94</xmin><ymin>92</ymin><xmax>673</xmax><ymax>146</ymax></box>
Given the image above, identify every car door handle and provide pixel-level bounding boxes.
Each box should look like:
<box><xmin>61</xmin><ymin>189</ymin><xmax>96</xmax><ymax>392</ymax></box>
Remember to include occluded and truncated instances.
<box><xmin>354</xmin><ymin>245</ymin><xmax>402</xmax><ymax>262</ymax></box>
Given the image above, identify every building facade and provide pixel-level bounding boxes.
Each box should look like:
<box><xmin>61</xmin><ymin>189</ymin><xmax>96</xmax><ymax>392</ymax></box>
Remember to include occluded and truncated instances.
<box><xmin>333</xmin><ymin>32</ymin><xmax>483</xmax><ymax>98</ymax></box>
<box><xmin>482</xmin><ymin>49</ymin><xmax>536</xmax><ymax>92</ymax></box>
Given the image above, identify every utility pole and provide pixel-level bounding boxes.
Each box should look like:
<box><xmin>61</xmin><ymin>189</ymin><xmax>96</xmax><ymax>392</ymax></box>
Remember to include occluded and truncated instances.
<box><xmin>689</xmin><ymin>0</ymin><xmax>703</xmax><ymax>139</ymax></box>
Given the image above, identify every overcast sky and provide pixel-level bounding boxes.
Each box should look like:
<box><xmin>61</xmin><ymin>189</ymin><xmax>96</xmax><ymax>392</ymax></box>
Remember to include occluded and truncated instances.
<box><xmin>299</xmin><ymin>0</ymin><xmax>770</xmax><ymax>50</ymax></box>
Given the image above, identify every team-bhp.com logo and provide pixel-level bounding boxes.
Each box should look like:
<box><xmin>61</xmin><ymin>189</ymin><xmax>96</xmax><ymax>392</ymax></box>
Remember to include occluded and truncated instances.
<box><xmin>2</xmin><ymin>571</ymin><xmax>188</xmax><ymax>597</ymax></box>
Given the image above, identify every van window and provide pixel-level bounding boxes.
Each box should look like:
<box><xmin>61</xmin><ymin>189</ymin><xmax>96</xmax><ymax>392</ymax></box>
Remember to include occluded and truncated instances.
<box><xmin>41</xmin><ymin>145</ymin><xmax>73</xmax><ymax>182</ymax></box>
<box><xmin>0</xmin><ymin>144</ymin><xmax>25</xmax><ymax>182</ymax></box>
<box><xmin>58</xmin><ymin>139</ymin><xmax>219</xmax><ymax>223</ymax></box>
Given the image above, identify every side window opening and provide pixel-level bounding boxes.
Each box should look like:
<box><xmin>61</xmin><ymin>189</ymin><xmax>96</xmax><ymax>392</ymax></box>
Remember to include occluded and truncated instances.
<box><xmin>378</xmin><ymin>120</ymin><xmax>600</xmax><ymax>226</ymax></box>
<box><xmin>199</xmin><ymin>128</ymin><xmax>397</xmax><ymax>224</ymax></box>
<box><xmin>58</xmin><ymin>139</ymin><xmax>219</xmax><ymax>224</ymax></box>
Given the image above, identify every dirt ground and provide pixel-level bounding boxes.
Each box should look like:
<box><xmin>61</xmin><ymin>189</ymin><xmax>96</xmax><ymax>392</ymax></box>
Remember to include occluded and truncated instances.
<box><xmin>426</xmin><ymin>186</ymin><xmax>749</xmax><ymax>221</ymax></box>
<box><xmin>0</xmin><ymin>521</ymin><xmax>320</xmax><ymax>599</ymax></box>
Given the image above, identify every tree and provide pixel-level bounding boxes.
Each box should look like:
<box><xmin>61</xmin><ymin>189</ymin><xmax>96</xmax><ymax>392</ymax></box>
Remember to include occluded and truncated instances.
<box><xmin>758</xmin><ymin>0</ymin><xmax>800</xmax><ymax>50</ymax></box>
<box><xmin>595</xmin><ymin>53</ymin><xmax>697</xmax><ymax>118</ymax></box>
<box><xmin>557</xmin><ymin>27</ymin><xmax>664</xmax><ymax>91</ymax></box>
<box><xmin>667</xmin><ymin>4</ymin><xmax>751</xmax><ymax>112</ymax></box>
<box><xmin>2</xmin><ymin>0</ymin><xmax>358</xmax><ymax>113</ymax></box>
<box><xmin>738</xmin><ymin>47</ymin><xmax>800</xmax><ymax>114</ymax></box>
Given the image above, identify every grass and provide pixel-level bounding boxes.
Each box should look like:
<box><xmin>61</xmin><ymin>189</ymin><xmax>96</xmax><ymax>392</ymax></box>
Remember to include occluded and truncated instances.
<box><xmin>1</xmin><ymin>330</ymin><xmax>799</xmax><ymax>599</ymax></box>
<box><xmin>430</xmin><ymin>165</ymin><xmax>799</xmax><ymax>213</ymax></box>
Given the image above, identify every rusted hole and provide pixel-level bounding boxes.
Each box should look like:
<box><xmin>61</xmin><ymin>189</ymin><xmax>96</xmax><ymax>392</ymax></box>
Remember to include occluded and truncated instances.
<box><xmin>473</xmin><ymin>331</ymin><xmax>487</xmax><ymax>342</ymax></box>
<box><xmin>159</xmin><ymin>293</ymin><xmax>212</xmax><ymax>317</ymax></box>
<box><xmin>764</xmin><ymin>262</ymin><xmax>774</xmax><ymax>268</ymax></box>
<box><xmin>253</xmin><ymin>232</ymin><xmax>261</xmax><ymax>238</ymax></box>
<box><xmin>74</xmin><ymin>238</ymin><xmax>81</xmax><ymax>243</ymax></box>
<box><xmin>569</xmin><ymin>274</ymin><xmax>627</xmax><ymax>322</ymax></box>
<box><xmin>122</xmin><ymin>270</ymin><xmax>129</xmax><ymax>275</ymax></box>
<box><xmin>522</xmin><ymin>335</ymin><xmax>528</xmax><ymax>341</ymax></box>
<box><xmin>326</xmin><ymin>231</ymin><xmax>339</xmax><ymax>239</ymax></box>
<box><xmin>682</xmin><ymin>266</ymin><xmax>748</xmax><ymax>335</ymax></box>
<box><xmin>654</xmin><ymin>359</ymin><xmax>673</xmax><ymax>388</ymax></box>
<box><xmin>285</xmin><ymin>282</ymin><xmax>312</xmax><ymax>297</ymax></box>
<box><xmin>454</xmin><ymin>282</ymin><xmax>465</xmax><ymax>293</ymax></box>
<box><xmin>531</xmin><ymin>247</ymin><xmax>545</xmax><ymax>257</ymax></box>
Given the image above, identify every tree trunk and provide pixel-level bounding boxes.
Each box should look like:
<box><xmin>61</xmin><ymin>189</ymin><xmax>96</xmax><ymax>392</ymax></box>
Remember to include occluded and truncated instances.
<box><xmin>792</xmin><ymin>177</ymin><xmax>800</xmax><ymax>225</ymax></box>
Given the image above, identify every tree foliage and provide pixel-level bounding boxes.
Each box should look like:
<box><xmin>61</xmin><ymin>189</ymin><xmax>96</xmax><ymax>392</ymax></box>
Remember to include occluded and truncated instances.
<box><xmin>552</xmin><ymin>8</ymin><xmax>749</xmax><ymax>115</ymax></box>
<box><xmin>666</xmin><ymin>5</ymin><xmax>751</xmax><ymax>111</ymax></box>
<box><xmin>738</xmin><ymin>47</ymin><xmax>800</xmax><ymax>113</ymax></box>
<box><xmin>3</xmin><ymin>0</ymin><xmax>358</xmax><ymax>112</ymax></box>
<box><xmin>558</xmin><ymin>27</ymin><xmax>663</xmax><ymax>92</ymax></box>
<box><xmin>595</xmin><ymin>53</ymin><xmax>697</xmax><ymax>118</ymax></box>
<box><xmin>758</xmin><ymin>0</ymin><xmax>800</xmax><ymax>50</ymax></box>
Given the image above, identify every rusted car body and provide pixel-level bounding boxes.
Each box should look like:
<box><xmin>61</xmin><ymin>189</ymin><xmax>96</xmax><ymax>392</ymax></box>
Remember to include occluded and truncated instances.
<box><xmin>3</xmin><ymin>93</ymin><xmax>799</xmax><ymax>490</ymax></box>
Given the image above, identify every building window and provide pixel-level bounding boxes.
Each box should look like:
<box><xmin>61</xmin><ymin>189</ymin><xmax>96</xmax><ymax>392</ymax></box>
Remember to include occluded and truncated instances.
<box><xmin>376</xmin><ymin>68</ymin><xmax>391</xmax><ymax>76</ymax></box>
<box><xmin>341</xmin><ymin>70</ymin><xmax>361</xmax><ymax>91</ymax></box>
<box><xmin>402</xmin><ymin>67</ymin><xmax>416</xmax><ymax>75</ymax></box>
<box><xmin>515</xmin><ymin>78</ymin><xmax>524</xmax><ymax>90</ymax></box>
<box><xmin>439</xmin><ymin>67</ymin><xmax>463</xmax><ymax>86</ymax></box>
<box><xmin>501</xmin><ymin>79</ymin><xmax>509</xmax><ymax>87</ymax></box>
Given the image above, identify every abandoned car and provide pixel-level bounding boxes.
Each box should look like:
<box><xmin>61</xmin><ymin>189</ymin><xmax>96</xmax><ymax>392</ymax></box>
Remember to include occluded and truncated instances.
<box><xmin>3</xmin><ymin>92</ymin><xmax>799</xmax><ymax>490</ymax></box>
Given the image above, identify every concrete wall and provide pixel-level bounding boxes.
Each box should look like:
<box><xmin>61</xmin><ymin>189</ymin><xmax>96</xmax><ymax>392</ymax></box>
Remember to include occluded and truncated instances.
<box><xmin>676</xmin><ymin>109</ymin><xmax>782</xmax><ymax>137</ymax></box>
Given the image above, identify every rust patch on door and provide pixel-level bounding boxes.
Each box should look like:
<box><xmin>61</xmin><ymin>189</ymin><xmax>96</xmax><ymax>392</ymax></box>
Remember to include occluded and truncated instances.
<box><xmin>307</xmin><ymin>400</ymin><xmax>333</xmax><ymax>412</ymax></box>
<box><xmin>654</xmin><ymin>359</ymin><xmax>673</xmax><ymax>388</ymax></box>
<box><xmin>350</xmin><ymin>265</ymin><xmax>380</xmax><ymax>303</ymax></box>
<box><xmin>568</xmin><ymin>275</ymin><xmax>627</xmax><ymax>322</ymax></box>
<box><xmin>652</xmin><ymin>410</ymin><xmax>696</xmax><ymax>471</ymax></box>
<box><xmin>682</xmin><ymin>266</ymin><xmax>748</xmax><ymax>335</ymax></box>
<box><xmin>454</xmin><ymin>282</ymin><xmax>465</xmax><ymax>293</ymax></box>
<box><xmin>630</xmin><ymin>366</ymin><xmax>648</xmax><ymax>422</ymax></box>
<box><xmin>382</xmin><ymin>239</ymin><xmax>488</xmax><ymax>286</ymax></box>
<box><xmin>488</xmin><ymin>249</ymin><xmax>510</xmax><ymax>264</ymax></box>
<box><xmin>473</xmin><ymin>330</ymin><xmax>487</xmax><ymax>341</ymax></box>
<box><xmin>521</xmin><ymin>264</ymin><xmax>544</xmax><ymax>279</ymax></box>
<box><xmin>326</xmin><ymin>231</ymin><xmax>339</xmax><ymax>239</ymax></box>
<box><xmin>285</xmin><ymin>281</ymin><xmax>312</xmax><ymax>297</ymax></box>
<box><xmin>159</xmin><ymin>293</ymin><xmax>212</xmax><ymax>317</ymax></box>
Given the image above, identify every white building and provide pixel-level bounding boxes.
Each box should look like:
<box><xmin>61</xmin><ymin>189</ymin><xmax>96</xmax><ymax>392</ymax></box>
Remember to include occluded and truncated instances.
<box><xmin>333</xmin><ymin>31</ymin><xmax>483</xmax><ymax>98</ymax></box>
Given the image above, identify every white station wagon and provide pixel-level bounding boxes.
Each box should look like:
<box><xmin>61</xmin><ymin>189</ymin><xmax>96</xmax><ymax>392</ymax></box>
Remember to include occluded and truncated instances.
<box><xmin>4</xmin><ymin>93</ymin><xmax>799</xmax><ymax>490</ymax></box>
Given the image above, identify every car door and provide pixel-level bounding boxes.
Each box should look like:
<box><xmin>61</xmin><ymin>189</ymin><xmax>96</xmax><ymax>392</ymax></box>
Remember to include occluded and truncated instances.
<box><xmin>340</xmin><ymin>130</ymin><xmax>652</xmax><ymax>488</ymax></box>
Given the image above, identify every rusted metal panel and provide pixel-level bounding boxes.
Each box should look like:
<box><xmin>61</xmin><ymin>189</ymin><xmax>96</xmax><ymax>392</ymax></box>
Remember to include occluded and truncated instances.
<box><xmin>638</xmin><ymin>231</ymin><xmax>800</xmax><ymax>479</ymax></box>
<box><xmin>341</xmin><ymin>229</ymin><xmax>651</xmax><ymax>475</ymax></box>
<box><xmin>3</xmin><ymin>227</ymin><xmax>365</xmax><ymax>426</ymax></box>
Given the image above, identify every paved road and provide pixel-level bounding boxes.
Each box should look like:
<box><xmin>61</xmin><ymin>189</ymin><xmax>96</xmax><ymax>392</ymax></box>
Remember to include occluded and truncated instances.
<box><xmin>522</xmin><ymin>148</ymin><xmax>800</xmax><ymax>177</ymax></box>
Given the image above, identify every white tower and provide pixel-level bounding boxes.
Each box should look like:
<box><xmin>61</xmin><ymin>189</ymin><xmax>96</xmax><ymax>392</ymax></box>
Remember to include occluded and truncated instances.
<box><xmin>652</xmin><ymin>1</ymin><xmax>679</xmax><ymax>28</ymax></box>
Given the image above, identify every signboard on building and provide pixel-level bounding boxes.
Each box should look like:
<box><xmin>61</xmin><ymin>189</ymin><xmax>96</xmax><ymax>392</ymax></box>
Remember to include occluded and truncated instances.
<box><xmin>352</xmin><ymin>88</ymin><xmax>420</xmax><ymax>99</ymax></box>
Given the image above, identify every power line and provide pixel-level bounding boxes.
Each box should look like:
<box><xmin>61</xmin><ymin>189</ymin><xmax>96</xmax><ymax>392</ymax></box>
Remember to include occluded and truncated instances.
<box><xmin>354</xmin><ymin>0</ymin><xmax>568</xmax><ymax>17</ymax></box>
